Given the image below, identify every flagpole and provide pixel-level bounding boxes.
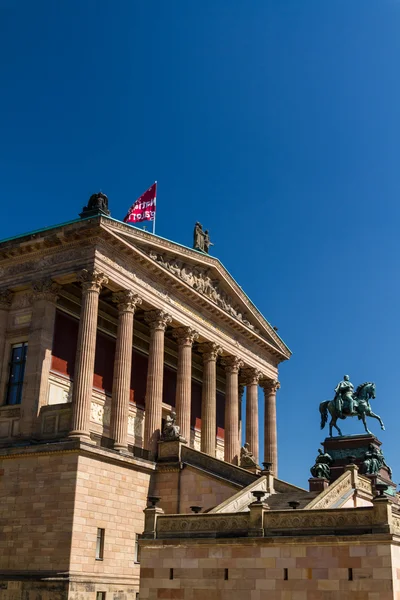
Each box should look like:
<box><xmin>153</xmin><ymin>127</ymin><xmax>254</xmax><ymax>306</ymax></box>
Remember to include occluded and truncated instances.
<box><xmin>152</xmin><ymin>180</ymin><xmax>157</xmax><ymax>235</ymax></box>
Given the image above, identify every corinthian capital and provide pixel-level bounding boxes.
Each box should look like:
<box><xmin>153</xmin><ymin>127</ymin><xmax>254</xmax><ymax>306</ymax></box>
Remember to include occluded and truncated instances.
<box><xmin>261</xmin><ymin>379</ymin><xmax>281</xmax><ymax>394</ymax></box>
<box><xmin>173</xmin><ymin>326</ymin><xmax>199</xmax><ymax>346</ymax></box>
<box><xmin>0</xmin><ymin>289</ymin><xmax>13</xmax><ymax>309</ymax></box>
<box><xmin>242</xmin><ymin>367</ymin><xmax>263</xmax><ymax>386</ymax></box>
<box><xmin>79</xmin><ymin>268</ymin><xmax>108</xmax><ymax>293</ymax></box>
<box><xmin>222</xmin><ymin>355</ymin><xmax>244</xmax><ymax>374</ymax></box>
<box><xmin>112</xmin><ymin>290</ymin><xmax>142</xmax><ymax>314</ymax></box>
<box><xmin>145</xmin><ymin>309</ymin><xmax>172</xmax><ymax>331</ymax></box>
<box><xmin>32</xmin><ymin>279</ymin><xmax>61</xmax><ymax>303</ymax></box>
<box><xmin>198</xmin><ymin>341</ymin><xmax>223</xmax><ymax>362</ymax></box>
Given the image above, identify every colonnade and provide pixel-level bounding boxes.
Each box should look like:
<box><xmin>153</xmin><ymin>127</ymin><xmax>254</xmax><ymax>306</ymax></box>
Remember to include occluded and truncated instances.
<box><xmin>67</xmin><ymin>269</ymin><xmax>280</xmax><ymax>474</ymax></box>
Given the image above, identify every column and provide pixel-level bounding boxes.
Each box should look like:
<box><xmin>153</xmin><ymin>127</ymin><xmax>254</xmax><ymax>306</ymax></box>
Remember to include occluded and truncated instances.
<box><xmin>223</xmin><ymin>356</ymin><xmax>243</xmax><ymax>465</ymax></box>
<box><xmin>143</xmin><ymin>310</ymin><xmax>172</xmax><ymax>455</ymax></box>
<box><xmin>243</xmin><ymin>367</ymin><xmax>262</xmax><ymax>464</ymax></box>
<box><xmin>110</xmin><ymin>290</ymin><xmax>142</xmax><ymax>452</ymax></box>
<box><xmin>20</xmin><ymin>280</ymin><xmax>60</xmax><ymax>438</ymax></box>
<box><xmin>238</xmin><ymin>384</ymin><xmax>244</xmax><ymax>449</ymax></box>
<box><xmin>261</xmin><ymin>379</ymin><xmax>280</xmax><ymax>477</ymax></box>
<box><xmin>70</xmin><ymin>269</ymin><xmax>108</xmax><ymax>440</ymax></box>
<box><xmin>172</xmin><ymin>326</ymin><xmax>199</xmax><ymax>444</ymax></box>
<box><xmin>0</xmin><ymin>290</ymin><xmax>12</xmax><ymax>392</ymax></box>
<box><xmin>199</xmin><ymin>342</ymin><xmax>222</xmax><ymax>456</ymax></box>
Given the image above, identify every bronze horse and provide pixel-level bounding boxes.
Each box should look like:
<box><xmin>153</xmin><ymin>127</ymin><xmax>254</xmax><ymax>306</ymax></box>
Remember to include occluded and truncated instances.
<box><xmin>320</xmin><ymin>382</ymin><xmax>385</xmax><ymax>437</ymax></box>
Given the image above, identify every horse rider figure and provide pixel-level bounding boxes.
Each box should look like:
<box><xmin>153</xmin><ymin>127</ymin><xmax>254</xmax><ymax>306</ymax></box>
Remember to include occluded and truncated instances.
<box><xmin>334</xmin><ymin>375</ymin><xmax>355</xmax><ymax>417</ymax></box>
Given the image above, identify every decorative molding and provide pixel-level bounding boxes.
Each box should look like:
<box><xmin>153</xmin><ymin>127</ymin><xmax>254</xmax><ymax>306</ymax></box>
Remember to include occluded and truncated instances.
<box><xmin>305</xmin><ymin>471</ymin><xmax>352</xmax><ymax>510</ymax></box>
<box><xmin>264</xmin><ymin>506</ymin><xmax>375</xmax><ymax>532</ymax></box>
<box><xmin>144</xmin><ymin>309</ymin><xmax>172</xmax><ymax>331</ymax></box>
<box><xmin>112</xmin><ymin>290</ymin><xmax>142</xmax><ymax>314</ymax></box>
<box><xmin>222</xmin><ymin>355</ymin><xmax>244</xmax><ymax>374</ymax></box>
<box><xmin>261</xmin><ymin>379</ymin><xmax>281</xmax><ymax>394</ymax></box>
<box><xmin>147</xmin><ymin>250</ymin><xmax>258</xmax><ymax>332</ymax></box>
<box><xmin>32</xmin><ymin>279</ymin><xmax>61</xmax><ymax>303</ymax></box>
<box><xmin>242</xmin><ymin>367</ymin><xmax>263</xmax><ymax>386</ymax></box>
<box><xmin>198</xmin><ymin>341</ymin><xmax>223</xmax><ymax>362</ymax></box>
<box><xmin>157</xmin><ymin>513</ymin><xmax>250</xmax><ymax>535</ymax></box>
<box><xmin>79</xmin><ymin>269</ymin><xmax>108</xmax><ymax>293</ymax></box>
<box><xmin>172</xmin><ymin>326</ymin><xmax>199</xmax><ymax>346</ymax></box>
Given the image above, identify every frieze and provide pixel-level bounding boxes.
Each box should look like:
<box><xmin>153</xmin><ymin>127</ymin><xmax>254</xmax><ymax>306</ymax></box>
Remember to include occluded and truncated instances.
<box><xmin>211</xmin><ymin>478</ymin><xmax>268</xmax><ymax>513</ymax></box>
<box><xmin>90</xmin><ymin>401</ymin><xmax>111</xmax><ymax>427</ymax></box>
<box><xmin>157</xmin><ymin>513</ymin><xmax>250</xmax><ymax>535</ymax></box>
<box><xmin>264</xmin><ymin>507</ymin><xmax>374</xmax><ymax>532</ymax></box>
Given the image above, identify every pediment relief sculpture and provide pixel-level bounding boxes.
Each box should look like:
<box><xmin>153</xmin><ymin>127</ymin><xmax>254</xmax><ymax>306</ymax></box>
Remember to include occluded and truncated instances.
<box><xmin>147</xmin><ymin>250</ymin><xmax>257</xmax><ymax>332</ymax></box>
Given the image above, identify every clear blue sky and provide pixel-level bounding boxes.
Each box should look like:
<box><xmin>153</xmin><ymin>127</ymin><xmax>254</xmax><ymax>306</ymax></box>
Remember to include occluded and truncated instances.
<box><xmin>1</xmin><ymin>1</ymin><xmax>400</xmax><ymax>487</ymax></box>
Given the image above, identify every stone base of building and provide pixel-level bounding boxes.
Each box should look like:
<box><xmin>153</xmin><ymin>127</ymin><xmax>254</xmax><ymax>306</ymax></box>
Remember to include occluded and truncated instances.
<box><xmin>0</xmin><ymin>576</ymin><xmax>139</xmax><ymax>600</ymax></box>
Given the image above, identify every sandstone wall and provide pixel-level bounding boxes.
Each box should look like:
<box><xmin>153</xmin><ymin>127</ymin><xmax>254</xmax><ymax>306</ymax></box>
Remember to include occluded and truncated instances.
<box><xmin>139</xmin><ymin>538</ymin><xmax>395</xmax><ymax>600</ymax></box>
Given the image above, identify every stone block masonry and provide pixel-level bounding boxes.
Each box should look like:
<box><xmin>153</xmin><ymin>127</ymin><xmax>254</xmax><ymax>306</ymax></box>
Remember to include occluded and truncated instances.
<box><xmin>0</xmin><ymin>441</ymin><xmax>154</xmax><ymax>600</ymax></box>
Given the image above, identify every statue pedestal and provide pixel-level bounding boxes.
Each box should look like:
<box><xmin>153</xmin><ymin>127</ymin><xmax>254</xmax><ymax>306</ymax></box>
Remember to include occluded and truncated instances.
<box><xmin>308</xmin><ymin>477</ymin><xmax>329</xmax><ymax>493</ymax></box>
<box><xmin>322</xmin><ymin>434</ymin><xmax>393</xmax><ymax>488</ymax></box>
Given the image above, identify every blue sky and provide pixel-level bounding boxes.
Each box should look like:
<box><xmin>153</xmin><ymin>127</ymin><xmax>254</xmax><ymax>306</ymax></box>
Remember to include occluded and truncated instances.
<box><xmin>1</xmin><ymin>1</ymin><xmax>400</xmax><ymax>487</ymax></box>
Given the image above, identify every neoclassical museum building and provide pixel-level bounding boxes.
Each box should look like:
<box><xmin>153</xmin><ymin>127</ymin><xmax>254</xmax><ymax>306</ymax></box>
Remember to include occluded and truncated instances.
<box><xmin>1</xmin><ymin>196</ymin><xmax>400</xmax><ymax>600</ymax></box>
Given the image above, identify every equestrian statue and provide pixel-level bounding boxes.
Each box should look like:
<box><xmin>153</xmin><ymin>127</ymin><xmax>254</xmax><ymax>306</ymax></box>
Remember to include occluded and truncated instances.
<box><xmin>320</xmin><ymin>375</ymin><xmax>385</xmax><ymax>437</ymax></box>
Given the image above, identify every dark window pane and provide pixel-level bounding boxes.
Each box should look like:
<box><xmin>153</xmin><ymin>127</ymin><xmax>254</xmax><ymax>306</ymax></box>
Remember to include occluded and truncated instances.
<box><xmin>6</xmin><ymin>342</ymin><xmax>28</xmax><ymax>405</ymax></box>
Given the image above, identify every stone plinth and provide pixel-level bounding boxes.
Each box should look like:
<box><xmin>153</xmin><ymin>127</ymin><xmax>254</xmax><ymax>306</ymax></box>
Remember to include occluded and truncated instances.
<box><xmin>157</xmin><ymin>439</ymin><xmax>183</xmax><ymax>462</ymax></box>
<box><xmin>309</xmin><ymin>477</ymin><xmax>329</xmax><ymax>493</ymax></box>
<box><xmin>322</xmin><ymin>434</ymin><xmax>393</xmax><ymax>486</ymax></box>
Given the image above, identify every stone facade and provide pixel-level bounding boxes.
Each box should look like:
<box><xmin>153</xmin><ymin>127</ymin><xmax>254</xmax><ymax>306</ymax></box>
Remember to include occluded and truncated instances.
<box><xmin>0</xmin><ymin>210</ymin><xmax>290</xmax><ymax>600</ymax></box>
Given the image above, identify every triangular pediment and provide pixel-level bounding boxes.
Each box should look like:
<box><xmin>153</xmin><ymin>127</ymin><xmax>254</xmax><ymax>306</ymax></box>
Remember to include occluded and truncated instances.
<box><xmin>101</xmin><ymin>218</ymin><xmax>290</xmax><ymax>359</ymax></box>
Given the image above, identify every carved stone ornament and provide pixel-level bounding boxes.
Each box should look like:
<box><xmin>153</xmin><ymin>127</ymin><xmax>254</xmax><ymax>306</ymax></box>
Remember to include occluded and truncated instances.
<box><xmin>172</xmin><ymin>326</ymin><xmax>199</xmax><ymax>346</ymax></box>
<box><xmin>112</xmin><ymin>290</ymin><xmax>142</xmax><ymax>313</ymax></box>
<box><xmin>148</xmin><ymin>251</ymin><xmax>257</xmax><ymax>332</ymax></box>
<box><xmin>198</xmin><ymin>341</ymin><xmax>223</xmax><ymax>362</ymax></box>
<box><xmin>242</xmin><ymin>367</ymin><xmax>263</xmax><ymax>386</ymax></box>
<box><xmin>32</xmin><ymin>279</ymin><xmax>61</xmax><ymax>302</ymax></box>
<box><xmin>78</xmin><ymin>268</ymin><xmax>109</xmax><ymax>293</ymax></box>
<box><xmin>144</xmin><ymin>309</ymin><xmax>172</xmax><ymax>331</ymax></box>
<box><xmin>0</xmin><ymin>289</ymin><xmax>13</xmax><ymax>309</ymax></box>
<box><xmin>80</xmin><ymin>191</ymin><xmax>110</xmax><ymax>218</ymax></box>
<box><xmin>261</xmin><ymin>379</ymin><xmax>281</xmax><ymax>394</ymax></box>
<box><xmin>223</xmin><ymin>355</ymin><xmax>244</xmax><ymax>374</ymax></box>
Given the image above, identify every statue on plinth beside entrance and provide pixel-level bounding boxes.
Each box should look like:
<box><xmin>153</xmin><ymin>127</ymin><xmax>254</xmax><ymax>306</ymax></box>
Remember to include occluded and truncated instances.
<box><xmin>161</xmin><ymin>411</ymin><xmax>184</xmax><ymax>442</ymax></box>
<box><xmin>319</xmin><ymin>377</ymin><xmax>385</xmax><ymax>437</ymax></box>
<box><xmin>240</xmin><ymin>443</ymin><xmax>258</xmax><ymax>468</ymax></box>
<box><xmin>310</xmin><ymin>448</ymin><xmax>332</xmax><ymax>479</ymax></box>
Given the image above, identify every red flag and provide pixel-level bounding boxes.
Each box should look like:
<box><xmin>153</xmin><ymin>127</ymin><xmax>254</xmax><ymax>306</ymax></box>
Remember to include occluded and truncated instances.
<box><xmin>123</xmin><ymin>183</ymin><xmax>157</xmax><ymax>224</ymax></box>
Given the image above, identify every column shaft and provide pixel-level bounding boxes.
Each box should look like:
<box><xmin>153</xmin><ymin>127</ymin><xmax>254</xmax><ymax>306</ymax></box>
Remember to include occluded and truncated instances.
<box><xmin>243</xmin><ymin>368</ymin><xmax>262</xmax><ymax>465</ymax></box>
<box><xmin>263</xmin><ymin>380</ymin><xmax>280</xmax><ymax>476</ymax></box>
<box><xmin>173</xmin><ymin>327</ymin><xmax>198</xmax><ymax>444</ymax></box>
<box><xmin>70</xmin><ymin>269</ymin><xmax>108</xmax><ymax>440</ymax></box>
<box><xmin>20</xmin><ymin>281</ymin><xmax>60</xmax><ymax>438</ymax></box>
<box><xmin>143</xmin><ymin>310</ymin><xmax>172</xmax><ymax>456</ymax></box>
<box><xmin>199</xmin><ymin>342</ymin><xmax>222</xmax><ymax>456</ymax></box>
<box><xmin>110</xmin><ymin>291</ymin><xmax>141</xmax><ymax>451</ymax></box>
<box><xmin>223</xmin><ymin>356</ymin><xmax>243</xmax><ymax>464</ymax></box>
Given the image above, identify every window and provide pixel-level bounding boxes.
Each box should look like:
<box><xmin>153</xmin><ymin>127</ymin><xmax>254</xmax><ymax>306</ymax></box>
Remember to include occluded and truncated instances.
<box><xmin>134</xmin><ymin>533</ymin><xmax>140</xmax><ymax>563</ymax></box>
<box><xmin>96</xmin><ymin>593</ymin><xmax>106</xmax><ymax>600</ymax></box>
<box><xmin>96</xmin><ymin>528</ymin><xmax>105</xmax><ymax>560</ymax></box>
<box><xmin>6</xmin><ymin>343</ymin><xmax>28</xmax><ymax>405</ymax></box>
